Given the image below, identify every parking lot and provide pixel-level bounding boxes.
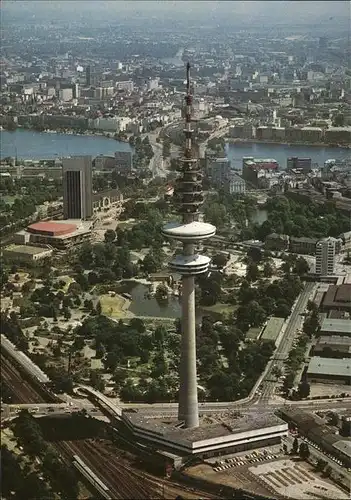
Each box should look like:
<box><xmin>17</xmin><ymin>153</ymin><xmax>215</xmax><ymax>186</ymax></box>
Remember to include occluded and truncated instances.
<box><xmin>249</xmin><ymin>459</ymin><xmax>349</xmax><ymax>499</ymax></box>
<box><xmin>213</xmin><ymin>450</ymin><xmax>281</xmax><ymax>472</ymax></box>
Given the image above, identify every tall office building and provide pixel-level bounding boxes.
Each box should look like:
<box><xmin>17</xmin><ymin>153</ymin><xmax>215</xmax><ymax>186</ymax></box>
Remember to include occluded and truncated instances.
<box><xmin>316</xmin><ymin>237</ymin><xmax>337</xmax><ymax>275</ymax></box>
<box><xmin>114</xmin><ymin>151</ymin><xmax>133</xmax><ymax>172</ymax></box>
<box><xmin>62</xmin><ymin>156</ymin><xmax>93</xmax><ymax>220</ymax></box>
<box><xmin>85</xmin><ymin>65</ymin><xmax>98</xmax><ymax>87</ymax></box>
<box><xmin>287</xmin><ymin>157</ymin><xmax>312</xmax><ymax>172</ymax></box>
<box><xmin>162</xmin><ymin>64</ymin><xmax>216</xmax><ymax>429</ymax></box>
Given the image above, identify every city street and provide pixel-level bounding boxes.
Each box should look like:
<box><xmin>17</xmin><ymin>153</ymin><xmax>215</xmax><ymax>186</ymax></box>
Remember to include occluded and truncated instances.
<box><xmin>258</xmin><ymin>282</ymin><xmax>316</xmax><ymax>401</ymax></box>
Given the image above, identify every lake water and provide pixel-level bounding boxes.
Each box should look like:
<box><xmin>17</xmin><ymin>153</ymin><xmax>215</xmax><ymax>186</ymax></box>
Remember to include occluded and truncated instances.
<box><xmin>120</xmin><ymin>281</ymin><xmax>181</xmax><ymax>319</ymax></box>
<box><xmin>226</xmin><ymin>142</ymin><xmax>347</xmax><ymax>170</ymax></box>
<box><xmin>119</xmin><ymin>280</ymin><xmax>209</xmax><ymax>321</ymax></box>
<box><xmin>1</xmin><ymin>129</ymin><xmax>347</xmax><ymax>167</ymax></box>
<box><xmin>1</xmin><ymin>129</ymin><xmax>132</xmax><ymax>159</ymax></box>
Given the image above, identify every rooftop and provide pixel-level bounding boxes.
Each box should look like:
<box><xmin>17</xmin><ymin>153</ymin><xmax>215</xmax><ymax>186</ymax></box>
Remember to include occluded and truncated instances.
<box><xmin>261</xmin><ymin>317</ymin><xmax>284</xmax><ymax>342</ymax></box>
<box><xmin>316</xmin><ymin>335</ymin><xmax>351</xmax><ymax>347</ymax></box>
<box><xmin>320</xmin><ymin>318</ymin><xmax>351</xmax><ymax>335</ymax></box>
<box><xmin>124</xmin><ymin>410</ymin><xmax>283</xmax><ymax>446</ymax></box>
<box><xmin>307</xmin><ymin>356</ymin><xmax>350</xmax><ymax>378</ymax></box>
<box><xmin>323</xmin><ymin>284</ymin><xmax>351</xmax><ymax>308</ymax></box>
<box><xmin>290</xmin><ymin>236</ymin><xmax>318</xmax><ymax>244</ymax></box>
<box><xmin>332</xmin><ymin>440</ymin><xmax>351</xmax><ymax>459</ymax></box>
<box><xmin>4</xmin><ymin>244</ymin><xmax>51</xmax><ymax>255</ymax></box>
<box><xmin>28</xmin><ymin>221</ymin><xmax>77</xmax><ymax>235</ymax></box>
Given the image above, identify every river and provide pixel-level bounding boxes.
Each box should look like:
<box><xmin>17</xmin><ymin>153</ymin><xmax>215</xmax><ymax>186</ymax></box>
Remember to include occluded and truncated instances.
<box><xmin>1</xmin><ymin>129</ymin><xmax>347</xmax><ymax>166</ymax></box>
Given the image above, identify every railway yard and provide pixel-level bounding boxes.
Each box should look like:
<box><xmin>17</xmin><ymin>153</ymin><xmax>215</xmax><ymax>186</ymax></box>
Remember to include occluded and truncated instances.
<box><xmin>1</xmin><ymin>351</ymin><xmax>220</xmax><ymax>500</ymax></box>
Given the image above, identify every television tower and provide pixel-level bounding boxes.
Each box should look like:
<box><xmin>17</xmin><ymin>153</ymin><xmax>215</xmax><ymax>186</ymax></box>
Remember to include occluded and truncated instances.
<box><xmin>162</xmin><ymin>63</ymin><xmax>216</xmax><ymax>429</ymax></box>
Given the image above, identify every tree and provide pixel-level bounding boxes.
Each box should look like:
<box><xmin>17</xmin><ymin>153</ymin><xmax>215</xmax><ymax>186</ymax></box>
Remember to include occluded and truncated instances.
<box><xmin>281</xmin><ymin>261</ymin><xmax>291</xmax><ymax>275</ymax></box>
<box><xmin>88</xmin><ymin>271</ymin><xmax>99</xmax><ymax>285</ymax></box>
<box><xmin>84</xmin><ymin>299</ymin><xmax>94</xmax><ymax>311</ymax></box>
<box><xmin>298</xmin><ymin>381</ymin><xmax>310</xmax><ymax>399</ymax></box>
<box><xmin>237</xmin><ymin>300</ymin><xmax>267</xmax><ymax>328</ymax></box>
<box><xmin>96</xmin><ymin>301</ymin><xmax>102</xmax><ymax>316</ymax></box>
<box><xmin>292</xmin><ymin>437</ymin><xmax>299</xmax><ymax>454</ymax></box>
<box><xmin>154</xmin><ymin>325</ymin><xmax>167</xmax><ymax>345</ymax></box>
<box><xmin>263</xmin><ymin>262</ymin><xmax>274</xmax><ymax>278</ymax></box>
<box><xmin>307</xmin><ymin>300</ymin><xmax>317</xmax><ymax>312</ymax></box>
<box><xmin>316</xmin><ymin>459</ymin><xmax>327</xmax><ymax>472</ymax></box>
<box><xmin>246</xmin><ymin>262</ymin><xmax>259</xmax><ymax>282</ymax></box>
<box><xmin>104</xmin><ymin>229</ymin><xmax>116</xmax><ymax>243</ymax></box>
<box><xmin>204</xmin><ymin>202</ymin><xmax>229</xmax><ymax>228</ymax></box>
<box><xmin>294</xmin><ymin>257</ymin><xmax>309</xmax><ymax>275</ymax></box>
<box><xmin>275</xmin><ymin>300</ymin><xmax>291</xmax><ymax>318</ymax></box>
<box><xmin>212</xmin><ymin>253</ymin><xmax>228</xmax><ymax>269</ymax></box>
<box><xmin>95</xmin><ymin>343</ymin><xmax>105</xmax><ymax>359</ymax></box>
<box><xmin>151</xmin><ymin>352</ymin><xmax>167</xmax><ymax>378</ymax></box>
<box><xmin>89</xmin><ymin>371</ymin><xmax>105</xmax><ymax>392</ymax></box>
<box><xmin>129</xmin><ymin>318</ymin><xmax>145</xmax><ymax>333</ymax></box>
<box><xmin>142</xmin><ymin>253</ymin><xmax>159</xmax><ymax>274</ymax></box>
<box><xmin>63</xmin><ymin>308</ymin><xmax>71</xmax><ymax>321</ymax></box>
<box><xmin>113</xmin><ymin>367</ymin><xmax>128</xmax><ymax>390</ymax></box>
<box><xmin>323</xmin><ymin>465</ymin><xmax>332</xmax><ymax>478</ymax></box>
<box><xmin>272</xmin><ymin>366</ymin><xmax>283</xmax><ymax>379</ymax></box>
<box><xmin>303</xmin><ymin>310</ymin><xmax>320</xmax><ymax>337</ymax></box>
<box><xmin>299</xmin><ymin>442</ymin><xmax>310</xmax><ymax>460</ymax></box>
<box><xmin>332</xmin><ymin>114</ymin><xmax>344</xmax><ymax>127</ymax></box>
<box><xmin>247</xmin><ymin>247</ymin><xmax>262</xmax><ymax>263</ymax></box>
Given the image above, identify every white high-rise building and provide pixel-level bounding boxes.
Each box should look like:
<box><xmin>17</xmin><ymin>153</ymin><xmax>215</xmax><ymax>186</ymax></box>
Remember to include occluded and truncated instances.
<box><xmin>315</xmin><ymin>237</ymin><xmax>337</xmax><ymax>275</ymax></box>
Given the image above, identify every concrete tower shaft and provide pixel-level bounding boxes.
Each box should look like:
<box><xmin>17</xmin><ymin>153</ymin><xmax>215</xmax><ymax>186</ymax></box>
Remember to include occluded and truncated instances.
<box><xmin>162</xmin><ymin>63</ymin><xmax>216</xmax><ymax>429</ymax></box>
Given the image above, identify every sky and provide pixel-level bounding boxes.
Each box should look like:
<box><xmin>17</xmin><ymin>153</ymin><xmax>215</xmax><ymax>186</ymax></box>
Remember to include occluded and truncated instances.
<box><xmin>2</xmin><ymin>1</ymin><xmax>350</xmax><ymax>25</ymax></box>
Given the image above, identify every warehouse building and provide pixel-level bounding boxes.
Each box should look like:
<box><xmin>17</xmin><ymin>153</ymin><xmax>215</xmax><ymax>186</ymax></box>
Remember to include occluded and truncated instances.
<box><xmin>2</xmin><ymin>244</ymin><xmax>53</xmax><ymax>263</ymax></box>
<box><xmin>289</xmin><ymin>236</ymin><xmax>317</xmax><ymax>255</ymax></box>
<box><xmin>312</xmin><ymin>336</ymin><xmax>351</xmax><ymax>358</ymax></box>
<box><xmin>260</xmin><ymin>317</ymin><xmax>285</xmax><ymax>346</ymax></box>
<box><xmin>321</xmin><ymin>284</ymin><xmax>351</xmax><ymax>313</ymax></box>
<box><xmin>319</xmin><ymin>318</ymin><xmax>351</xmax><ymax>337</ymax></box>
<box><xmin>306</xmin><ymin>356</ymin><xmax>350</xmax><ymax>385</ymax></box>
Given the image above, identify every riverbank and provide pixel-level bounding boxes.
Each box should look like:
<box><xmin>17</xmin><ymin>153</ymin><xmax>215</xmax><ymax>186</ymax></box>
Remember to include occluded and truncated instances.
<box><xmin>226</xmin><ymin>137</ymin><xmax>350</xmax><ymax>149</ymax></box>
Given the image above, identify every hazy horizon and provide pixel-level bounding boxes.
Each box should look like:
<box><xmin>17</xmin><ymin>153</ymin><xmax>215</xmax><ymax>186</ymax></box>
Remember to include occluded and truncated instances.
<box><xmin>2</xmin><ymin>1</ymin><xmax>350</xmax><ymax>26</ymax></box>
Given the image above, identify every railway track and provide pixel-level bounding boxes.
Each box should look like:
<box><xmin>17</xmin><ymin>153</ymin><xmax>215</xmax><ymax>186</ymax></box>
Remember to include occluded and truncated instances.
<box><xmin>56</xmin><ymin>439</ymin><xmax>161</xmax><ymax>499</ymax></box>
<box><xmin>2</xmin><ymin>355</ymin><xmax>219</xmax><ymax>499</ymax></box>
<box><xmin>1</xmin><ymin>356</ymin><xmax>161</xmax><ymax>498</ymax></box>
<box><xmin>1</xmin><ymin>354</ymin><xmax>46</xmax><ymax>403</ymax></box>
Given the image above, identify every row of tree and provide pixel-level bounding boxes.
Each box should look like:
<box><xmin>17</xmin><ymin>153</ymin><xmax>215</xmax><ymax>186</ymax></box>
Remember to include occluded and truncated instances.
<box><xmin>13</xmin><ymin>410</ymin><xmax>79</xmax><ymax>499</ymax></box>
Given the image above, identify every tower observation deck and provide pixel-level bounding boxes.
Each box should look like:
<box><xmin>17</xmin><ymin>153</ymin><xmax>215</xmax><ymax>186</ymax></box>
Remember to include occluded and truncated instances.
<box><xmin>162</xmin><ymin>63</ymin><xmax>216</xmax><ymax>429</ymax></box>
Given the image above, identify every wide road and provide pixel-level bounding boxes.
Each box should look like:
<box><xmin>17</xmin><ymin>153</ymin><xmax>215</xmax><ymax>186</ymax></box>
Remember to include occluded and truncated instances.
<box><xmin>259</xmin><ymin>282</ymin><xmax>316</xmax><ymax>402</ymax></box>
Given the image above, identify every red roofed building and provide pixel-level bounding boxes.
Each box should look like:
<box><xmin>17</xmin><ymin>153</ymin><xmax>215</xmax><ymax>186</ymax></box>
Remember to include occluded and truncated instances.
<box><xmin>242</xmin><ymin>157</ymin><xmax>279</xmax><ymax>188</ymax></box>
<box><xmin>14</xmin><ymin>220</ymin><xmax>92</xmax><ymax>251</ymax></box>
<box><xmin>28</xmin><ymin>221</ymin><xmax>77</xmax><ymax>237</ymax></box>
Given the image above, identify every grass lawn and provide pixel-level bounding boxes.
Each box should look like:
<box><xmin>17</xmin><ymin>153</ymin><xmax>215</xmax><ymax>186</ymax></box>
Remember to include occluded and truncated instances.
<box><xmin>3</xmin><ymin>195</ymin><xmax>21</xmax><ymax>206</ymax></box>
<box><xmin>59</xmin><ymin>275</ymin><xmax>74</xmax><ymax>292</ymax></box>
<box><xmin>100</xmin><ymin>293</ymin><xmax>131</xmax><ymax>319</ymax></box>
<box><xmin>201</xmin><ymin>303</ymin><xmax>238</xmax><ymax>317</ymax></box>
